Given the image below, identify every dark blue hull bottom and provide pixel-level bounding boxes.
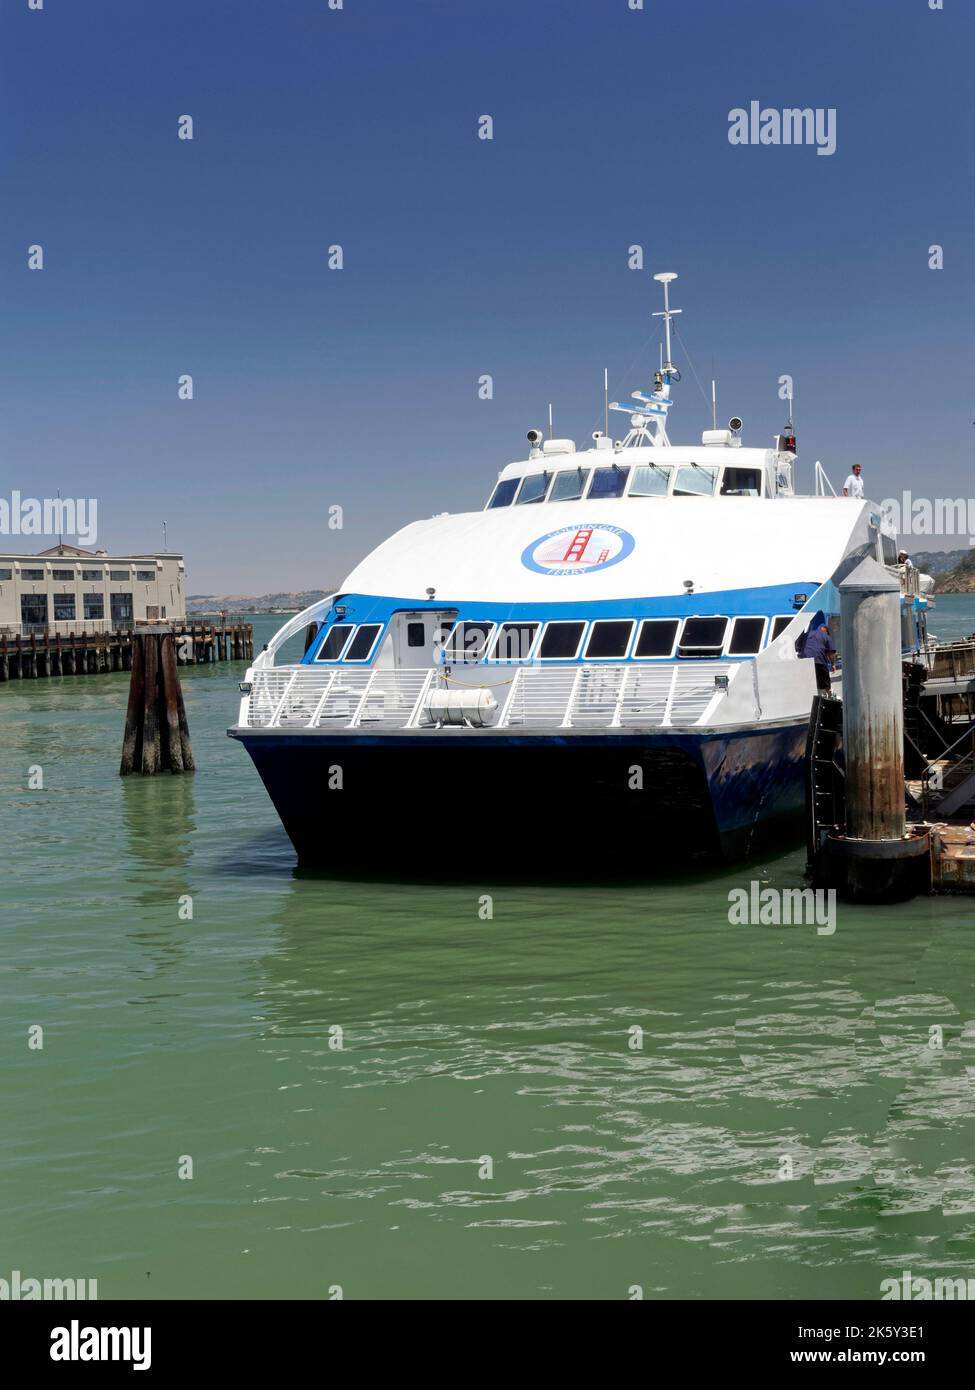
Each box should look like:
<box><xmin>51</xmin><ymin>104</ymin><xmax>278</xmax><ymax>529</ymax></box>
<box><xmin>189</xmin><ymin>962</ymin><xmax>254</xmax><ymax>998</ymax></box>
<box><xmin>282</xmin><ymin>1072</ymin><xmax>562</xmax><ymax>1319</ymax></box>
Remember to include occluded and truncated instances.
<box><xmin>230</xmin><ymin>721</ymin><xmax>810</xmax><ymax>869</ymax></box>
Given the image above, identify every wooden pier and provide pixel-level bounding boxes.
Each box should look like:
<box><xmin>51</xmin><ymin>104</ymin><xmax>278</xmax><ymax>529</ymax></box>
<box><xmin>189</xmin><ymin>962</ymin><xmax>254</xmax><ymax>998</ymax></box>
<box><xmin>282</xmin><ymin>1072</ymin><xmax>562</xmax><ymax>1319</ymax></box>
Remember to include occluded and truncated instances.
<box><xmin>0</xmin><ymin>622</ymin><xmax>253</xmax><ymax>682</ymax></box>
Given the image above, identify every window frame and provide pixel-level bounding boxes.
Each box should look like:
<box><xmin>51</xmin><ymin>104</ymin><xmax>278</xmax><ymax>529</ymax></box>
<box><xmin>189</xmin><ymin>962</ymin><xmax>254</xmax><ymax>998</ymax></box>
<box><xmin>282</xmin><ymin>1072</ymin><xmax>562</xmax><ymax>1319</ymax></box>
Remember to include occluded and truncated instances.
<box><xmin>537</xmin><ymin>620</ymin><xmax>587</xmax><ymax>661</ymax></box>
<box><xmin>547</xmin><ymin>467</ymin><xmax>592</xmax><ymax>503</ymax></box>
<box><xmin>677</xmin><ymin>615</ymin><xmax>729</xmax><ymax>658</ymax></box>
<box><xmin>486</xmin><ymin>477</ymin><xmax>519</xmax><ymax>509</ymax></box>
<box><xmin>673</xmin><ymin>462</ymin><xmax>719</xmax><ymax>498</ymax></box>
<box><xmin>488</xmin><ymin>621</ymin><xmax>541</xmax><ymax>664</ymax></box>
<box><xmin>725</xmin><ymin>615</ymin><xmax>768</xmax><ymax>656</ymax></box>
<box><xmin>342</xmin><ymin>623</ymin><xmax>383</xmax><ymax>663</ymax></box>
<box><xmin>585</xmin><ymin>465</ymin><xmax>630</xmax><ymax>500</ymax></box>
<box><xmin>514</xmin><ymin>472</ymin><xmax>552</xmax><ymax>506</ymax></box>
<box><xmin>770</xmin><ymin>615</ymin><xmax>795</xmax><ymax>643</ymax></box>
<box><xmin>442</xmin><ymin>620</ymin><xmax>497</xmax><ymax>665</ymax></box>
<box><xmin>314</xmin><ymin>622</ymin><xmax>356</xmax><ymax>662</ymax></box>
<box><xmin>632</xmin><ymin>618</ymin><xmax>681</xmax><ymax>660</ymax></box>
<box><xmin>583</xmin><ymin>619</ymin><xmax>635</xmax><ymax>661</ymax></box>
<box><xmin>627</xmin><ymin>463</ymin><xmax>674</xmax><ymax>499</ymax></box>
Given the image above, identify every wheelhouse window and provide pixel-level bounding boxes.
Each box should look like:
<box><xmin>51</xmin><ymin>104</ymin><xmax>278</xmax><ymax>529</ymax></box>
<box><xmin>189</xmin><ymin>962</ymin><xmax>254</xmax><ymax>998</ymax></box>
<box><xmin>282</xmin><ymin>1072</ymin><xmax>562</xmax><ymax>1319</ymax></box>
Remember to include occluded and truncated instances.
<box><xmin>315</xmin><ymin>623</ymin><xmax>354</xmax><ymax>661</ymax></box>
<box><xmin>345</xmin><ymin>624</ymin><xmax>382</xmax><ymax>661</ymax></box>
<box><xmin>548</xmin><ymin>468</ymin><xmax>591</xmax><ymax>502</ymax></box>
<box><xmin>678</xmin><ymin>616</ymin><xmax>728</xmax><ymax>657</ymax></box>
<box><xmin>728</xmin><ymin>617</ymin><xmax>766</xmax><ymax>654</ymax></box>
<box><xmin>538</xmin><ymin>621</ymin><xmax>585</xmax><ymax>660</ymax></box>
<box><xmin>634</xmin><ymin>619</ymin><xmax>679</xmax><ymax>658</ymax></box>
<box><xmin>584</xmin><ymin>620</ymin><xmax>634</xmax><ymax>660</ymax></box>
<box><xmin>515</xmin><ymin>473</ymin><xmax>550</xmax><ymax>505</ymax></box>
<box><xmin>674</xmin><ymin>463</ymin><xmax>718</xmax><ymax>497</ymax></box>
<box><xmin>444</xmin><ymin>621</ymin><xmax>495</xmax><ymax>663</ymax></box>
<box><xmin>720</xmin><ymin>467</ymin><xmax>762</xmax><ymax>496</ymax></box>
<box><xmin>629</xmin><ymin>463</ymin><xmax>672</xmax><ymax>498</ymax></box>
<box><xmin>587</xmin><ymin>466</ymin><xmax>629</xmax><ymax>500</ymax></box>
<box><xmin>491</xmin><ymin>622</ymin><xmax>539</xmax><ymax>661</ymax></box>
<box><xmin>407</xmin><ymin>622</ymin><xmax>426</xmax><ymax>647</ymax></box>
<box><xmin>487</xmin><ymin>478</ymin><xmax>518</xmax><ymax>509</ymax></box>
<box><xmin>770</xmin><ymin>615</ymin><xmax>794</xmax><ymax>641</ymax></box>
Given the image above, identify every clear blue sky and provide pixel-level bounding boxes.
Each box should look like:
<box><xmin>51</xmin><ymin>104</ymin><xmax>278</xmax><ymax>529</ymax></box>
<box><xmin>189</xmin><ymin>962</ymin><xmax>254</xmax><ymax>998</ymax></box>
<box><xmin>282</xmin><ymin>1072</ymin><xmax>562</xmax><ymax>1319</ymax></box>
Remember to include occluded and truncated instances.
<box><xmin>2</xmin><ymin>0</ymin><xmax>972</xmax><ymax>593</ymax></box>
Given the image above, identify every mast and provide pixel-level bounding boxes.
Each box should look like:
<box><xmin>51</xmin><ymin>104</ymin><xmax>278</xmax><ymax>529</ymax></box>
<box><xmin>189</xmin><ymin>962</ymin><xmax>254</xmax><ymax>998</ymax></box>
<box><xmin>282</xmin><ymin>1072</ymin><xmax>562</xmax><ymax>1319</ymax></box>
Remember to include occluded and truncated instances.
<box><xmin>607</xmin><ymin>271</ymin><xmax>682</xmax><ymax>448</ymax></box>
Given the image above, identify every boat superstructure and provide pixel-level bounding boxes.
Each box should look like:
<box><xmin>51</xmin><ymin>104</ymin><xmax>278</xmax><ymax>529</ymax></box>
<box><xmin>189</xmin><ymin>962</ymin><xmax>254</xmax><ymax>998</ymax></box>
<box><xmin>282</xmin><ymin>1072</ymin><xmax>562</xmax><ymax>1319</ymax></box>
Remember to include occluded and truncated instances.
<box><xmin>229</xmin><ymin>274</ymin><xmax>930</xmax><ymax>867</ymax></box>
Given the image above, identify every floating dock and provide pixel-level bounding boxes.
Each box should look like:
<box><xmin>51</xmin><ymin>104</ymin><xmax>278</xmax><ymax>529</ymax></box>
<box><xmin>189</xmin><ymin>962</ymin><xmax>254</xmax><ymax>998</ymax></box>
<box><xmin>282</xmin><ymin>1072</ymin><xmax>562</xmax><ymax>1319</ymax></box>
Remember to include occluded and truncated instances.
<box><xmin>0</xmin><ymin>621</ymin><xmax>253</xmax><ymax>681</ymax></box>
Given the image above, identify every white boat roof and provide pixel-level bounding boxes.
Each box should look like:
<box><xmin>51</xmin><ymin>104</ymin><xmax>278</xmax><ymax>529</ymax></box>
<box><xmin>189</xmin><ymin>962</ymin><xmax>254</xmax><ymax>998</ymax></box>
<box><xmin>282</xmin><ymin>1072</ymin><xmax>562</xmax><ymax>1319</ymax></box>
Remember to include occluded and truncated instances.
<box><xmin>340</xmin><ymin>494</ymin><xmax>873</xmax><ymax>604</ymax></box>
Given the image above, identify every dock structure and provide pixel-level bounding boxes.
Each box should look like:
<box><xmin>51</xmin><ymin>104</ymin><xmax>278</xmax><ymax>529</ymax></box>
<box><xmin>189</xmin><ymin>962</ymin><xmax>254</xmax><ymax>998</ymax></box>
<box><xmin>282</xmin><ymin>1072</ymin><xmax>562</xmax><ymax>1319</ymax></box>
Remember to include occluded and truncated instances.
<box><xmin>0</xmin><ymin>621</ymin><xmax>253</xmax><ymax>682</ymax></box>
<box><xmin>808</xmin><ymin>584</ymin><xmax>975</xmax><ymax>900</ymax></box>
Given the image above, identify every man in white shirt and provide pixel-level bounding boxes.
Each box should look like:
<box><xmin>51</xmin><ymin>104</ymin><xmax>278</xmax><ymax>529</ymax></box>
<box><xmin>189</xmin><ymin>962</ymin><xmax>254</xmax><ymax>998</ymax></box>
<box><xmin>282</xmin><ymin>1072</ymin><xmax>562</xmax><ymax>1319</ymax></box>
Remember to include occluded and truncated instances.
<box><xmin>843</xmin><ymin>463</ymin><xmax>864</xmax><ymax>497</ymax></box>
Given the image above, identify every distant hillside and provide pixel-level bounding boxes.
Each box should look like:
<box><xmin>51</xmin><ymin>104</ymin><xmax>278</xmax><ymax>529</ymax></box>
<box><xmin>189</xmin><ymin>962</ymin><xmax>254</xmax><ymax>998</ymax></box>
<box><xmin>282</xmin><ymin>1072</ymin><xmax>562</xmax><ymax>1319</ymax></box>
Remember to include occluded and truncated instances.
<box><xmin>187</xmin><ymin>589</ymin><xmax>334</xmax><ymax>614</ymax></box>
<box><xmin>935</xmin><ymin>554</ymin><xmax>975</xmax><ymax>594</ymax></box>
<box><xmin>912</xmin><ymin>548</ymin><xmax>970</xmax><ymax>579</ymax></box>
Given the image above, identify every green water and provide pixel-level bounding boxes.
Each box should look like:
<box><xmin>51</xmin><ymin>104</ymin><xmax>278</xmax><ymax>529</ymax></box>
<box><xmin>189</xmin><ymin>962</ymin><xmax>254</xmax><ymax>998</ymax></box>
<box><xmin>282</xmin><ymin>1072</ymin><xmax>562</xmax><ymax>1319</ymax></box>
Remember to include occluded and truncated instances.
<box><xmin>3</xmin><ymin>603</ymin><xmax>975</xmax><ymax>1301</ymax></box>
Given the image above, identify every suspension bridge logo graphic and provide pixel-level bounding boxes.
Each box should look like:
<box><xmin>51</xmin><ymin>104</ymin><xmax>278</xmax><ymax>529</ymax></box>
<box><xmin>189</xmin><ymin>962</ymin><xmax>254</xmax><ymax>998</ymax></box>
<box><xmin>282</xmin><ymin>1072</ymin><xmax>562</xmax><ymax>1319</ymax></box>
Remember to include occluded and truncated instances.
<box><xmin>520</xmin><ymin>524</ymin><xmax>635</xmax><ymax>576</ymax></box>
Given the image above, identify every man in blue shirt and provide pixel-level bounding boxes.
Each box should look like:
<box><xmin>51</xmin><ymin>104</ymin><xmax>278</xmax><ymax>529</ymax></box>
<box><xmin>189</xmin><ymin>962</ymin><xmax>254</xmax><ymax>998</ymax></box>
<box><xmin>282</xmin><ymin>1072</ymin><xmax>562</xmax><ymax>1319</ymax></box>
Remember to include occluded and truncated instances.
<box><xmin>802</xmin><ymin>623</ymin><xmax>837</xmax><ymax>692</ymax></box>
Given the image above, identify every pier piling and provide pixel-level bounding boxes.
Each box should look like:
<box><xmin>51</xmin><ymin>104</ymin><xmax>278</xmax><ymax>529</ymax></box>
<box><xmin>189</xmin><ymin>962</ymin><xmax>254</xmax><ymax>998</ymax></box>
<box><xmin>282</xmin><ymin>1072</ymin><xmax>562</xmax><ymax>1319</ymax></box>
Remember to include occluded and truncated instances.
<box><xmin>820</xmin><ymin>558</ymin><xmax>930</xmax><ymax>901</ymax></box>
<box><xmin>119</xmin><ymin>630</ymin><xmax>195</xmax><ymax>776</ymax></box>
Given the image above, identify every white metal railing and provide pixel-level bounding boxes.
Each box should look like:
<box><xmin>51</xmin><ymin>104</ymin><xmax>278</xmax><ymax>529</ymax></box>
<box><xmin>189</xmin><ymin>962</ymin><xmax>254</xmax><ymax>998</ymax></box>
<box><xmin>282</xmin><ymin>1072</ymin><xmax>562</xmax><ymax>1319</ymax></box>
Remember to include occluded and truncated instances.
<box><xmin>814</xmin><ymin>460</ymin><xmax>836</xmax><ymax>497</ymax></box>
<box><xmin>249</xmin><ymin>593</ymin><xmax>338</xmax><ymax>672</ymax></box>
<box><xmin>241</xmin><ymin>662</ymin><xmax>738</xmax><ymax>731</ymax></box>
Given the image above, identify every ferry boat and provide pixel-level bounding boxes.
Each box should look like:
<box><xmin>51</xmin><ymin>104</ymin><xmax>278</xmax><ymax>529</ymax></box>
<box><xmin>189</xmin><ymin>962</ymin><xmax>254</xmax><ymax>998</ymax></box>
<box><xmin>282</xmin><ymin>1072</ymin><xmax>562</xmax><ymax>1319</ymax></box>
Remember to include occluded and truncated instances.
<box><xmin>229</xmin><ymin>273</ymin><xmax>930</xmax><ymax>868</ymax></box>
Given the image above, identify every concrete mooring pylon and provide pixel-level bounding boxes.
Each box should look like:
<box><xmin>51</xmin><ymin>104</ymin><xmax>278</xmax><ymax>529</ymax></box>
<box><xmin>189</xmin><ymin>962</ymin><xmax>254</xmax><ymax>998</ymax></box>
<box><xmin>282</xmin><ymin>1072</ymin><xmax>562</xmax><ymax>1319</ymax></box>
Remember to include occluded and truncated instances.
<box><xmin>821</xmin><ymin>557</ymin><xmax>930</xmax><ymax>901</ymax></box>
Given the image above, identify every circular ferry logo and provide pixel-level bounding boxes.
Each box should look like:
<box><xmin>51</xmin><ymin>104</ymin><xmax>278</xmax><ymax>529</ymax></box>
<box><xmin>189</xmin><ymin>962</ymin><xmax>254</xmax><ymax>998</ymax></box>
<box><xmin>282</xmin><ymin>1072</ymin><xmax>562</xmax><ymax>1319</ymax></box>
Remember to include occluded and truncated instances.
<box><xmin>521</xmin><ymin>524</ymin><xmax>635</xmax><ymax>576</ymax></box>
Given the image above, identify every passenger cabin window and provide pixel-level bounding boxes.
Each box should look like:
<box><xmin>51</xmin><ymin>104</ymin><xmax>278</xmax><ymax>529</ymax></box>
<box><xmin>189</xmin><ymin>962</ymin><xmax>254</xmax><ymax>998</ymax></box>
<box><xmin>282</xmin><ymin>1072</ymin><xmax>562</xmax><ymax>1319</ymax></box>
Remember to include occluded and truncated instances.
<box><xmin>316</xmin><ymin>624</ymin><xmax>354</xmax><ymax>660</ymax></box>
<box><xmin>538</xmin><ymin>621</ymin><xmax>585</xmax><ymax>660</ymax></box>
<box><xmin>720</xmin><ymin>468</ymin><xmax>762</xmax><ymax>497</ymax></box>
<box><xmin>515</xmin><ymin>473</ymin><xmax>550</xmax><ymax>505</ymax></box>
<box><xmin>728</xmin><ymin>617</ymin><xmax>766</xmax><ymax>654</ymax></box>
<box><xmin>770</xmin><ymin>616</ymin><xmax>794</xmax><ymax>641</ymax></box>
<box><xmin>634</xmin><ymin>619</ymin><xmax>679</xmax><ymax>658</ymax></box>
<box><xmin>679</xmin><ymin>617</ymin><xmax>728</xmax><ymax>658</ymax></box>
<box><xmin>487</xmin><ymin>478</ymin><xmax>518</xmax><ymax>509</ymax></box>
<box><xmin>445</xmin><ymin>621</ymin><xmax>494</xmax><ymax>663</ymax></box>
<box><xmin>629</xmin><ymin>464</ymin><xmax>672</xmax><ymax>497</ymax></box>
<box><xmin>549</xmin><ymin>468</ymin><xmax>591</xmax><ymax>502</ymax></box>
<box><xmin>407</xmin><ymin>622</ymin><xmax>425</xmax><ymax>647</ymax></box>
<box><xmin>674</xmin><ymin>464</ymin><xmax>718</xmax><ymax>497</ymax></box>
<box><xmin>587</xmin><ymin>466</ymin><xmax>629</xmax><ymax>500</ymax></box>
<box><xmin>584</xmin><ymin>620</ymin><xmax>634</xmax><ymax>659</ymax></box>
<box><xmin>491</xmin><ymin>622</ymin><xmax>539</xmax><ymax>661</ymax></box>
<box><xmin>345</xmin><ymin>624</ymin><xmax>382</xmax><ymax>661</ymax></box>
